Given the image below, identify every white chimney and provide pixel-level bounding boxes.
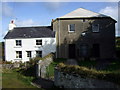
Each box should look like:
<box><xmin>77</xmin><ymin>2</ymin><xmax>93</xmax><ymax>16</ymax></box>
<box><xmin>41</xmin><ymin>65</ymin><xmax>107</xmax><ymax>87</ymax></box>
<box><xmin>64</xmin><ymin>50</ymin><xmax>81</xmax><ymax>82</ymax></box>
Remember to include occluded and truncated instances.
<box><xmin>9</xmin><ymin>20</ymin><xmax>16</xmax><ymax>30</ymax></box>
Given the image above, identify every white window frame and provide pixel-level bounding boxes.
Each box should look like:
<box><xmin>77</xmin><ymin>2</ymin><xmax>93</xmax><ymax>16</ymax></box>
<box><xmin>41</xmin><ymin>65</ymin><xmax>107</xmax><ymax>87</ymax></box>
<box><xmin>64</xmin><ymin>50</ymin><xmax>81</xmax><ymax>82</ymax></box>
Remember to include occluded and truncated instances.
<box><xmin>36</xmin><ymin>51</ymin><xmax>42</xmax><ymax>57</ymax></box>
<box><xmin>16</xmin><ymin>51</ymin><xmax>22</xmax><ymax>59</ymax></box>
<box><xmin>16</xmin><ymin>40</ymin><xmax>22</xmax><ymax>46</ymax></box>
<box><xmin>36</xmin><ymin>39</ymin><xmax>42</xmax><ymax>45</ymax></box>
<box><xmin>26</xmin><ymin>51</ymin><xmax>32</xmax><ymax>58</ymax></box>
<box><xmin>68</xmin><ymin>24</ymin><xmax>75</xmax><ymax>32</ymax></box>
<box><xmin>92</xmin><ymin>24</ymin><xmax>99</xmax><ymax>32</ymax></box>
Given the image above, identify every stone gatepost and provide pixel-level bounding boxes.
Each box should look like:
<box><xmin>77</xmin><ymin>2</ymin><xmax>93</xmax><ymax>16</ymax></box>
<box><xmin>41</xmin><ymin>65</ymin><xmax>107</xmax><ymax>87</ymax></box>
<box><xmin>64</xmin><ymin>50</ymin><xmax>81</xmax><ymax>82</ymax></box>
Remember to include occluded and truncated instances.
<box><xmin>36</xmin><ymin>60</ymin><xmax>42</xmax><ymax>77</ymax></box>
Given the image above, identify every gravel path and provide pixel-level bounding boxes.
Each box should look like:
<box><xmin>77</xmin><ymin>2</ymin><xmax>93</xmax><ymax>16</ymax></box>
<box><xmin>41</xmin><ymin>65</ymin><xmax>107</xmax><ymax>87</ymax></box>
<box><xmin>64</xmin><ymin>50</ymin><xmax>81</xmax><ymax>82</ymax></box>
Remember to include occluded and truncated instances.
<box><xmin>32</xmin><ymin>78</ymin><xmax>54</xmax><ymax>88</ymax></box>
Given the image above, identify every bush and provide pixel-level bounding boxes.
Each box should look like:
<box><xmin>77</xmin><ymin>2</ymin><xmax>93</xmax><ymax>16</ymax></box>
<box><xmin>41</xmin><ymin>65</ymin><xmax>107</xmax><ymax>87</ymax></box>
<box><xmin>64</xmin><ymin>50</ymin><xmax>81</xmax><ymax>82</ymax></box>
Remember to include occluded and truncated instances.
<box><xmin>18</xmin><ymin>53</ymin><xmax>55</xmax><ymax>77</ymax></box>
<box><xmin>2</xmin><ymin>61</ymin><xmax>13</xmax><ymax>64</ymax></box>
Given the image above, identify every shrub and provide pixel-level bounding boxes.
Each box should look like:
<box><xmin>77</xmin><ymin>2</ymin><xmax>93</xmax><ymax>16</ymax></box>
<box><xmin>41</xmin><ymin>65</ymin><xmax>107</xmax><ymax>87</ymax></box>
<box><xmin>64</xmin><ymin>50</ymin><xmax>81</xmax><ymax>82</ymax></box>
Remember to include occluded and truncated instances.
<box><xmin>2</xmin><ymin>61</ymin><xmax>13</xmax><ymax>64</ymax></box>
<box><xmin>18</xmin><ymin>53</ymin><xmax>55</xmax><ymax>77</ymax></box>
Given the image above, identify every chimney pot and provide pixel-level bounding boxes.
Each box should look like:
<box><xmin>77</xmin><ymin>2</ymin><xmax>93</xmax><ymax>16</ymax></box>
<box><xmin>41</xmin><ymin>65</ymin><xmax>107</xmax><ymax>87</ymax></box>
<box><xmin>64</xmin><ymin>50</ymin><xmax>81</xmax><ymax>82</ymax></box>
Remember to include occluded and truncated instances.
<box><xmin>52</xmin><ymin>19</ymin><xmax>54</xmax><ymax>22</ymax></box>
<box><xmin>9</xmin><ymin>20</ymin><xmax>16</xmax><ymax>30</ymax></box>
<box><xmin>11</xmin><ymin>20</ymin><xmax>14</xmax><ymax>23</ymax></box>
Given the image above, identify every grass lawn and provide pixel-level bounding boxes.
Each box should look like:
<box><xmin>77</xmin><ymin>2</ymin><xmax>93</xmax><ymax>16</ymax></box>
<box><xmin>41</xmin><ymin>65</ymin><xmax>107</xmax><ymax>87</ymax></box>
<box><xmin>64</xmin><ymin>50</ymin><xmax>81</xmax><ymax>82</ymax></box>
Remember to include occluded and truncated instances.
<box><xmin>46</xmin><ymin>58</ymin><xmax>67</xmax><ymax>78</ymax></box>
<box><xmin>2</xmin><ymin>69</ymin><xmax>37</xmax><ymax>88</ymax></box>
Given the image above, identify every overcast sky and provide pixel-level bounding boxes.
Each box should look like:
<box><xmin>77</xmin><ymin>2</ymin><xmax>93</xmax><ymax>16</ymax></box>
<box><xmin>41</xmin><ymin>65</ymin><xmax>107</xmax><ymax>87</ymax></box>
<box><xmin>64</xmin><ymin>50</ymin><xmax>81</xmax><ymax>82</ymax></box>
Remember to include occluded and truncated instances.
<box><xmin>0</xmin><ymin>0</ymin><xmax>119</xmax><ymax>41</ymax></box>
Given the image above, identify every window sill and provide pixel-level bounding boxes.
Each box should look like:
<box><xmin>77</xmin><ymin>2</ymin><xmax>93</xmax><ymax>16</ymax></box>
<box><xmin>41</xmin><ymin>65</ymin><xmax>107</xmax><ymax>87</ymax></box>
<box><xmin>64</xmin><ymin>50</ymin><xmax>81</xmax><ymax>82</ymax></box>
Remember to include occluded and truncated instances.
<box><xmin>27</xmin><ymin>57</ymin><xmax>32</xmax><ymax>58</ymax></box>
<box><xmin>68</xmin><ymin>31</ymin><xmax>75</xmax><ymax>33</ymax></box>
<box><xmin>92</xmin><ymin>31</ymin><xmax>99</xmax><ymax>33</ymax></box>
<box><xmin>35</xmin><ymin>45</ymin><xmax>42</xmax><ymax>48</ymax></box>
<box><xmin>14</xmin><ymin>46</ymin><xmax>22</xmax><ymax>48</ymax></box>
<box><xmin>14</xmin><ymin>58</ymin><xmax>22</xmax><ymax>60</ymax></box>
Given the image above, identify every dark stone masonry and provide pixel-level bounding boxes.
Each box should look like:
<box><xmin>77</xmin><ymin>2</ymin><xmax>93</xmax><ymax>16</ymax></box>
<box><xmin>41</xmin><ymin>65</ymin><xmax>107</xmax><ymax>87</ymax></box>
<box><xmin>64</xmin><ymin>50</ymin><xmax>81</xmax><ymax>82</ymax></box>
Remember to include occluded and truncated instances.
<box><xmin>54</xmin><ymin>68</ymin><xmax>120</xmax><ymax>88</ymax></box>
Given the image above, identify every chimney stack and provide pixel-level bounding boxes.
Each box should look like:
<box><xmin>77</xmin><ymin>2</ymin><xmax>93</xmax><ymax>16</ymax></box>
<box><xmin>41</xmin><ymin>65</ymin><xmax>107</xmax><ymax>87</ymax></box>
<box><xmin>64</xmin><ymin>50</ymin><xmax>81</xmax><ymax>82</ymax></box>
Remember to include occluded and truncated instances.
<box><xmin>9</xmin><ymin>20</ymin><xmax>16</xmax><ymax>30</ymax></box>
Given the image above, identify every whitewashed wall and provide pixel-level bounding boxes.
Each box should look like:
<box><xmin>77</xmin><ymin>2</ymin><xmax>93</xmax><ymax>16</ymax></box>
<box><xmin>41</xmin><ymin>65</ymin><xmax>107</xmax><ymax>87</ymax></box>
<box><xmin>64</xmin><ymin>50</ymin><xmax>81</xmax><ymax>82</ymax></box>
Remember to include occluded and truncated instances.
<box><xmin>5</xmin><ymin>38</ymin><xmax>56</xmax><ymax>62</ymax></box>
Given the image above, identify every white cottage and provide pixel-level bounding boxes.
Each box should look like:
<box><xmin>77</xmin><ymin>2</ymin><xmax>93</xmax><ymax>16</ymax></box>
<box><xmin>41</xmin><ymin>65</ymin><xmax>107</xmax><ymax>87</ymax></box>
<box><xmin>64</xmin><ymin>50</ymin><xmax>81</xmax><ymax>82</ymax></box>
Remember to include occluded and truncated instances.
<box><xmin>4</xmin><ymin>21</ymin><xmax>56</xmax><ymax>62</ymax></box>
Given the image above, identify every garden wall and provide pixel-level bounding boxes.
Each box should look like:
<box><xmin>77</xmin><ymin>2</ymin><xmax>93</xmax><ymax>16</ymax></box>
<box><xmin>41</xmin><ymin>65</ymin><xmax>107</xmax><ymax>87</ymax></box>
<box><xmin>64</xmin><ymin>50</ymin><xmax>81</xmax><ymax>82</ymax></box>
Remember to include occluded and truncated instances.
<box><xmin>2</xmin><ymin>64</ymin><xmax>14</xmax><ymax>69</ymax></box>
<box><xmin>54</xmin><ymin>68</ymin><xmax>120</xmax><ymax>88</ymax></box>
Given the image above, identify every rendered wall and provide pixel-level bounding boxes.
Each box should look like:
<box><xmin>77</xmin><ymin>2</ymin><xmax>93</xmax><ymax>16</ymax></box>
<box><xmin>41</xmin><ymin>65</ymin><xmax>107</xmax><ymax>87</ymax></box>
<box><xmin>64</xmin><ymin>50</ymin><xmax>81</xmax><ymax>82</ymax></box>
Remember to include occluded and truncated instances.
<box><xmin>5</xmin><ymin>38</ymin><xmax>56</xmax><ymax>62</ymax></box>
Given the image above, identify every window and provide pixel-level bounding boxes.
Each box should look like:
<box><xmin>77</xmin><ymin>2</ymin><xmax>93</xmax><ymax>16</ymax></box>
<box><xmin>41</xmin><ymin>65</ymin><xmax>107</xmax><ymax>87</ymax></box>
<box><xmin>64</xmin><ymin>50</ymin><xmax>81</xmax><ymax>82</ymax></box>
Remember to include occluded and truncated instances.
<box><xmin>92</xmin><ymin>24</ymin><xmax>99</xmax><ymax>32</ymax></box>
<box><xmin>68</xmin><ymin>24</ymin><xmax>75</xmax><ymax>32</ymax></box>
<box><xmin>83</xmin><ymin>19</ymin><xmax>85</xmax><ymax>22</ymax></box>
<box><xmin>36</xmin><ymin>51</ymin><xmax>42</xmax><ymax>57</ymax></box>
<box><xmin>16</xmin><ymin>51</ymin><xmax>22</xmax><ymax>58</ymax></box>
<box><xmin>26</xmin><ymin>51</ymin><xmax>31</xmax><ymax>58</ymax></box>
<box><xmin>80</xmin><ymin>44</ymin><xmax>88</xmax><ymax>57</ymax></box>
<box><xmin>36</xmin><ymin>40</ymin><xmax>42</xmax><ymax>45</ymax></box>
<box><xmin>16</xmin><ymin>40</ymin><xmax>22</xmax><ymax>46</ymax></box>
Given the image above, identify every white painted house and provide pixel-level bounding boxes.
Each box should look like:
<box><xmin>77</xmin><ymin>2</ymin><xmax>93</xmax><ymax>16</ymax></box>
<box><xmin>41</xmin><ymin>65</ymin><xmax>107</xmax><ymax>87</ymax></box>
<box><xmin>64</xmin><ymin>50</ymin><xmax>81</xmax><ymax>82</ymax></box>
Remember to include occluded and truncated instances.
<box><xmin>4</xmin><ymin>21</ymin><xmax>56</xmax><ymax>62</ymax></box>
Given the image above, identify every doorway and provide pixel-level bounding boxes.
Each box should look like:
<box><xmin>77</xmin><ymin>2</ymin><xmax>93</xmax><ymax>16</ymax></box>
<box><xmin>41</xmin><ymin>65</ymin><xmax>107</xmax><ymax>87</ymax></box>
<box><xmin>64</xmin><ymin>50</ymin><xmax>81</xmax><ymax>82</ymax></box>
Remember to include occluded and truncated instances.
<box><xmin>69</xmin><ymin>44</ymin><xmax>76</xmax><ymax>58</ymax></box>
<box><xmin>92</xmin><ymin>44</ymin><xmax>100</xmax><ymax>57</ymax></box>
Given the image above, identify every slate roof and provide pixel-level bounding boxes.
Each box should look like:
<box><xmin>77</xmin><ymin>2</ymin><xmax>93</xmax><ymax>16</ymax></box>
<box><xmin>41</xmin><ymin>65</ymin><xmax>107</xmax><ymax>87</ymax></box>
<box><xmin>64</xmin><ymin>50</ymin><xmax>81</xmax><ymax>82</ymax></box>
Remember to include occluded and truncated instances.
<box><xmin>59</xmin><ymin>8</ymin><xmax>110</xmax><ymax>18</ymax></box>
<box><xmin>4</xmin><ymin>26</ymin><xmax>55</xmax><ymax>39</ymax></box>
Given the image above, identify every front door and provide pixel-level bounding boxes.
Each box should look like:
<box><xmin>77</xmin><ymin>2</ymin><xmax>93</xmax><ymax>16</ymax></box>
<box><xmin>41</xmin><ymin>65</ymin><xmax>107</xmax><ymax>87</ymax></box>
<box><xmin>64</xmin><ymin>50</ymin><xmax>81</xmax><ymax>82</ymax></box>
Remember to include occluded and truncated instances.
<box><xmin>69</xmin><ymin>44</ymin><xmax>76</xmax><ymax>58</ymax></box>
<box><xmin>92</xmin><ymin>44</ymin><xmax>100</xmax><ymax>57</ymax></box>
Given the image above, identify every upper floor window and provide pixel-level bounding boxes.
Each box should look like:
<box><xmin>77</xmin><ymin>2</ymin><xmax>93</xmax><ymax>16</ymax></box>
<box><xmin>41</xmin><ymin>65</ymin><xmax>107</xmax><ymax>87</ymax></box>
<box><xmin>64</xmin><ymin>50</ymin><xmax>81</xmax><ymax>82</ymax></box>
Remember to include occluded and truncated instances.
<box><xmin>26</xmin><ymin>51</ymin><xmax>32</xmax><ymax>58</ymax></box>
<box><xmin>68</xmin><ymin>24</ymin><xmax>75</xmax><ymax>32</ymax></box>
<box><xmin>36</xmin><ymin>51</ymin><xmax>42</xmax><ymax>57</ymax></box>
<box><xmin>16</xmin><ymin>40</ymin><xmax>22</xmax><ymax>46</ymax></box>
<box><xmin>36</xmin><ymin>40</ymin><xmax>42</xmax><ymax>45</ymax></box>
<box><xmin>83</xmin><ymin>19</ymin><xmax>86</xmax><ymax>22</ymax></box>
<box><xmin>92</xmin><ymin>24</ymin><xmax>99</xmax><ymax>32</ymax></box>
<box><xmin>16</xmin><ymin>51</ymin><xmax>22</xmax><ymax>58</ymax></box>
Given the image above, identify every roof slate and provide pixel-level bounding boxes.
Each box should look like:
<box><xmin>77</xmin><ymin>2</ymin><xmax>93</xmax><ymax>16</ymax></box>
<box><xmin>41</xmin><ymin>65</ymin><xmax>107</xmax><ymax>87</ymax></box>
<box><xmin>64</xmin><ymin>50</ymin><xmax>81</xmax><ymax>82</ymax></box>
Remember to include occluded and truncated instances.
<box><xmin>4</xmin><ymin>26</ymin><xmax>55</xmax><ymax>39</ymax></box>
<box><xmin>59</xmin><ymin>8</ymin><xmax>109</xmax><ymax>18</ymax></box>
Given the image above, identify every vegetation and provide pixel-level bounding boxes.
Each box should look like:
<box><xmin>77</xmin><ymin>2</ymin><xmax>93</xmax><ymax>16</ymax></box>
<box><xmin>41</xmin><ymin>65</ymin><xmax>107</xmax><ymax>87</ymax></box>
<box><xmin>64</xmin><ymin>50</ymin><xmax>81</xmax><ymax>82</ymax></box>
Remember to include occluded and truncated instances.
<box><xmin>2</xmin><ymin>53</ymin><xmax>55</xmax><ymax>88</ymax></box>
<box><xmin>16</xmin><ymin>53</ymin><xmax>55</xmax><ymax>77</ymax></box>
<box><xmin>57</xmin><ymin>63</ymin><xmax>120</xmax><ymax>85</ymax></box>
<box><xmin>106</xmin><ymin>60</ymin><xmax>120</xmax><ymax>71</ymax></box>
<box><xmin>78</xmin><ymin>60</ymin><xmax>97</xmax><ymax>68</ymax></box>
<box><xmin>46</xmin><ymin>58</ymin><xmax>67</xmax><ymax>78</ymax></box>
<box><xmin>2</xmin><ymin>69</ymin><xmax>37</xmax><ymax>88</ymax></box>
<box><xmin>116</xmin><ymin>37</ymin><xmax>120</xmax><ymax>48</ymax></box>
<box><xmin>116</xmin><ymin>37</ymin><xmax>120</xmax><ymax>58</ymax></box>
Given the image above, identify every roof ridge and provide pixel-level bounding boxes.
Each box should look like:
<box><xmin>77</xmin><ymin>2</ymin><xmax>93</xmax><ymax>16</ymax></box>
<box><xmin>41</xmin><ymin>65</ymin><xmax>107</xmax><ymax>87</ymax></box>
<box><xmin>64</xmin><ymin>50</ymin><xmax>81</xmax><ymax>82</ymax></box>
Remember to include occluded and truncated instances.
<box><xmin>14</xmin><ymin>26</ymin><xmax>51</xmax><ymax>29</ymax></box>
<box><xmin>59</xmin><ymin>8</ymin><xmax>109</xmax><ymax>18</ymax></box>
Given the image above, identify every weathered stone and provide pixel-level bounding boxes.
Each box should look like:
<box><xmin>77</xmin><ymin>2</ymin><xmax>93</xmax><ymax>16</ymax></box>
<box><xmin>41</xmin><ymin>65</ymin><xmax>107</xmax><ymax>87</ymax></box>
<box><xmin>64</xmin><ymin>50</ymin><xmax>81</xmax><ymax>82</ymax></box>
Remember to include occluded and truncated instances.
<box><xmin>36</xmin><ymin>56</ymin><xmax>53</xmax><ymax>78</ymax></box>
<box><xmin>2</xmin><ymin>64</ymin><xmax>14</xmax><ymax>69</ymax></box>
<box><xmin>54</xmin><ymin>69</ymin><xmax>120</xmax><ymax>88</ymax></box>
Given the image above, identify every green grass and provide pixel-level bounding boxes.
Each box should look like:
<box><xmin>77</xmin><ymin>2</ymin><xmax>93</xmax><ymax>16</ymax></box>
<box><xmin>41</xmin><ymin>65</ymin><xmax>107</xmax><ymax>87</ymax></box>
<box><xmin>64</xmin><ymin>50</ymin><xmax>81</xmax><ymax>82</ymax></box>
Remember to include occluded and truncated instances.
<box><xmin>106</xmin><ymin>60</ymin><xmax>120</xmax><ymax>71</ymax></box>
<box><xmin>46</xmin><ymin>58</ymin><xmax>67</xmax><ymax>78</ymax></box>
<box><xmin>78</xmin><ymin>60</ymin><xmax>97</xmax><ymax>68</ymax></box>
<box><xmin>2</xmin><ymin>69</ymin><xmax>37</xmax><ymax>88</ymax></box>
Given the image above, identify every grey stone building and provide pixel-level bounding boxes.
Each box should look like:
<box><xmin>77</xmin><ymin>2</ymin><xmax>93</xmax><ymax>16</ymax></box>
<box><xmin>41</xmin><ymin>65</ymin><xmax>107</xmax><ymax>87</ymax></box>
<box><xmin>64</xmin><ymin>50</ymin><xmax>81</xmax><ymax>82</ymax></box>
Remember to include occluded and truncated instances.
<box><xmin>52</xmin><ymin>8</ymin><xmax>117</xmax><ymax>60</ymax></box>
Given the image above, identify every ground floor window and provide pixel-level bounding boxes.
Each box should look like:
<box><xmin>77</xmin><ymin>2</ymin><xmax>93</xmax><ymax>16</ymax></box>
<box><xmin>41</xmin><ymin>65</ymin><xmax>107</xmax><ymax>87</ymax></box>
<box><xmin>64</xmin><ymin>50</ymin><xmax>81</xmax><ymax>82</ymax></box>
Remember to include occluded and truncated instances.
<box><xmin>26</xmin><ymin>51</ymin><xmax>32</xmax><ymax>58</ymax></box>
<box><xmin>68</xmin><ymin>44</ymin><xmax>76</xmax><ymax>58</ymax></box>
<box><xmin>36</xmin><ymin>51</ymin><xmax>42</xmax><ymax>57</ymax></box>
<box><xmin>16</xmin><ymin>51</ymin><xmax>22</xmax><ymax>58</ymax></box>
<box><xmin>80</xmin><ymin>44</ymin><xmax>88</xmax><ymax>57</ymax></box>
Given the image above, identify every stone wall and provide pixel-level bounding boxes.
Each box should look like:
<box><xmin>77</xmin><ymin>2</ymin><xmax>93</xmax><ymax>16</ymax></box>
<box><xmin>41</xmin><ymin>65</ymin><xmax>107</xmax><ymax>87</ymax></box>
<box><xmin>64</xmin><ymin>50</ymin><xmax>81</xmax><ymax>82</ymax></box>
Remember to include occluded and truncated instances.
<box><xmin>2</xmin><ymin>64</ymin><xmax>14</xmax><ymax>69</ymax></box>
<box><xmin>36</xmin><ymin>56</ymin><xmax>53</xmax><ymax>78</ymax></box>
<box><xmin>54</xmin><ymin>68</ymin><xmax>120</xmax><ymax>88</ymax></box>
